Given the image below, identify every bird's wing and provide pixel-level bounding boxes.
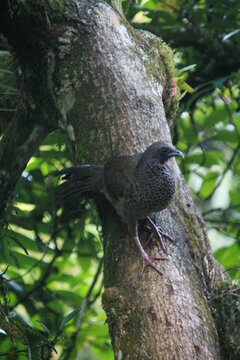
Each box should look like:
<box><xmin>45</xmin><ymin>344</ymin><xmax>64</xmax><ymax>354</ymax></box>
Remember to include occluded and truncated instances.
<box><xmin>56</xmin><ymin>165</ymin><xmax>104</xmax><ymax>199</ymax></box>
<box><xmin>103</xmin><ymin>153</ymin><xmax>141</xmax><ymax>200</ymax></box>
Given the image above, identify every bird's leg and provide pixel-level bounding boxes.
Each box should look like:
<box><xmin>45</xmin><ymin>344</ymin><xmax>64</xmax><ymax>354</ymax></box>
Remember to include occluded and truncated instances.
<box><xmin>145</xmin><ymin>216</ymin><xmax>174</xmax><ymax>253</ymax></box>
<box><xmin>128</xmin><ymin>221</ymin><xmax>167</xmax><ymax>277</ymax></box>
<box><xmin>143</xmin><ymin>230</ymin><xmax>154</xmax><ymax>249</ymax></box>
<box><xmin>133</xmin><ymin>235</ymin><xmax>167</xmax><ymax>277</ymax></box>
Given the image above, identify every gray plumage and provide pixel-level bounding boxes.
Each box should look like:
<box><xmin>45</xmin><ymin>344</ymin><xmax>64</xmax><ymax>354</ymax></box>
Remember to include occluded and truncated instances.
<box><xmin>57</xmin><ymin>141</ymin><xmax>184</xmax><ymax>276</ymax></box>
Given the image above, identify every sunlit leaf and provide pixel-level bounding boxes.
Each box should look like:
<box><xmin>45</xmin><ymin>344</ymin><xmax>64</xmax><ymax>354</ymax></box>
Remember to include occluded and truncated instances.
<box><xmin>199</xmin><ymin>172</ymin><xmax>219</xmax><ymax>198</ymax></box>
<box><xmin>214</xmin><ymin>243</ymin><xmax>240</xmax><ymax>280</ymax></box>
<box><xmin>210</xmin><ymin>129</ymin><xmax>238</xmax><ymax>143</ymax></box>
<box><xmin>229</xmin><ymin>190</ymin><xmax>240</xmax><ymax>206</ymax></box>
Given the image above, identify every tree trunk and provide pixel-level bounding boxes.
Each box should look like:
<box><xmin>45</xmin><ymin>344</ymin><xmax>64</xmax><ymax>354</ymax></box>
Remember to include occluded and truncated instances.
<box><xmin>0</xmin><ymin>1</ymin><xmax>230</xmax><ymax>359</ymax></box>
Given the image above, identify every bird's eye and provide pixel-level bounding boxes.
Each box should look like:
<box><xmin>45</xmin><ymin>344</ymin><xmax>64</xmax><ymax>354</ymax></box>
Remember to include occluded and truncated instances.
<box><xmin>161</xmin><ymin>148</ymin><xmax>168</xmax><ymax>153</ymax></box>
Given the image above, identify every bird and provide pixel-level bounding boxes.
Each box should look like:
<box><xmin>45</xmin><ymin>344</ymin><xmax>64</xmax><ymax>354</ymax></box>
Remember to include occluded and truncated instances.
<box><xmin>56</xmin><ymin>141</ymin><xmax>184</xmax><ymax>276</ymax></box>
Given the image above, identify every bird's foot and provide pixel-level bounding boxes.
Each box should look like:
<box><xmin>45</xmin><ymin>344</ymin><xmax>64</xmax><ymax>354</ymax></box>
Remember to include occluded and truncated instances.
<box><xmin>134</xmin><ymin>235</ymin><xmax>168</xmax><ymax>277</ymax></box>
<box><xmin>140</xmin><ymin>255</ymin><xmax>168</xmax><ymax>277</ymax></box>
<box><xmin>145</xmin><ymin>216</ymin><xmax>175</xmax><ymax>253</ymax></box>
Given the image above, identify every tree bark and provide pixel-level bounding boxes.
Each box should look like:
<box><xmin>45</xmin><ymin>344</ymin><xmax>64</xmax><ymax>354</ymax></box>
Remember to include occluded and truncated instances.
<box><xmin>0</xmin><ymin>1</ymin><xmax>229</xmax><ymax>359</ymax></box>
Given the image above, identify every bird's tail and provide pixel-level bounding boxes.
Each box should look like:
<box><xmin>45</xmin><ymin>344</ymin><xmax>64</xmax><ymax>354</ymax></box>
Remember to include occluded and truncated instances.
<box><xmin>55</xmin><ymin>165</ymin><xmax>104</xmax><ymax>200</ymax></box>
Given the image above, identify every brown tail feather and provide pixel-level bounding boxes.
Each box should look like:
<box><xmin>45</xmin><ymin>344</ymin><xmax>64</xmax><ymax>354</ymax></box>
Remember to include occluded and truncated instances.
<box><xmin>55</xmin><ymin>165</ymin><xmax>104</xmax><ymax>200</ymax></box>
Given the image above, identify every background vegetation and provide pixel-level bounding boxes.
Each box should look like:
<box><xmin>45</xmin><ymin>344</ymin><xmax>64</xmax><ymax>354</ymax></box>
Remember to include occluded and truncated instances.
<box><xmin>0</xmin><ymin>0</ymin><xmax>239</xmax><ymax>358</ymax></box>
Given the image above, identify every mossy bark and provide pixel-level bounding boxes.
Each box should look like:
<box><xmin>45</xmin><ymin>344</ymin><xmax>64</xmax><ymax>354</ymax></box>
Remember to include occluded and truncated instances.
<box><xmin>0</xmin><ymin>1</ymin><xmax>235</xmax><ymax>359</ymax></box>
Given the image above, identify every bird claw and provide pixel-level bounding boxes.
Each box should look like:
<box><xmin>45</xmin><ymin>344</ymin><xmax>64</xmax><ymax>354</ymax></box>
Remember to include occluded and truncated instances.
<box><xmin>145</xmin><ymin>224</ymin><xmax>174</xmax><ymax>242</ymax></box>
<box><xmin>145</xmin><ymin>216</ymin><xmax>175</xmax><ymax>253</ymax></box>
<box><xmin>140</xmin><ymin>255</ymin><xmax>168</xmax><ymax>277</ymax></box>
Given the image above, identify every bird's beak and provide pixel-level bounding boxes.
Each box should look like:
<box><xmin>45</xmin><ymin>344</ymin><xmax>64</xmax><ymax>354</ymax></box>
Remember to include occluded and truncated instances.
<box><xmin>168</xmin><ymin>149</ymin><xmax>184</xmax><ymax>158</ymax></box>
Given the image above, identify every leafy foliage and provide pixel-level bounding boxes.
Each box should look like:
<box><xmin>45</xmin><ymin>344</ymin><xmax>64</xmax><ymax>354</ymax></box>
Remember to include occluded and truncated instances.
<box><xmin>0</xmin><ymin>131</ymin><xmax>111</xmax><ymax>359</ymax></box>
<box><xmin>0</xmin><ymin>0</ymin><xmax>239</xmax><ymax>358</ymax></box>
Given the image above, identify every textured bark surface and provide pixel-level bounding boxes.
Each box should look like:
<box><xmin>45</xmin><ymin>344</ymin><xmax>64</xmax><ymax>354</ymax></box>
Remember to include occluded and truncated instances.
<box><xmin>0</xmin><ymin>1</ymin><xmax>228</xmax><ymax>359</ymax></box>
<box><xmin>61</xmin><ymin>2</ymin><xmax>222</xmax><ymax>359</ymax></box>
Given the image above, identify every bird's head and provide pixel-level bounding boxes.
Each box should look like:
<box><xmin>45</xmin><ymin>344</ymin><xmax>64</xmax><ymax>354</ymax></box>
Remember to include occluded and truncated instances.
<box><xmin>143</xmin><ymin>141</ymin><xmax>184</xmax><ymax>164</ymax></box>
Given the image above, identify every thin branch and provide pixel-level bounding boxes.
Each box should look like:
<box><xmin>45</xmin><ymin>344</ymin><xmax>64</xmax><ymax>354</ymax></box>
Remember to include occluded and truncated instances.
<box><xmin>204</xmin><ymin>143</ymin><xmax>240</xmax><ymax>200</ymax></box>
<box><xmin>209</xmin><ymin>226</ymin><xmax>238</xmax><ymax>241</ymax></box>
<box><xmin>203</xmin><ymin>204</ymin><xmax>240</xmax><ymax>216</ymax></box>
<box><xmin>202</xmin><ymin>207</ymin><xmax>225</xmax><ymax>216</ymax></box>
<box><xmin>13</xmin><ymin>250</ymin><xmax>62</xmax><ymax>307</ymax></box>
<box><xmin>6</xmin><ymin>240</ymin><xmax>52</xmax><ymax>282</ymax></box>
<box><xmin>6</xmin><ymin>234</ymin><xmax>29</xmax><ymax>255</ymax></box>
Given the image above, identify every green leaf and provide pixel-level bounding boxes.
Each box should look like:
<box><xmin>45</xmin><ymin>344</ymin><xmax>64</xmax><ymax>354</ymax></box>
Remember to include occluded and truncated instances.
<box><xmin>39</xmin><ymin>321</ymin><xmax>51</xmax><ymax>335</ymax></box>
<box><xmin>199</xmin><ymin>172</ymin><xmax>219</xmax><ymax>198</ymax></box>
<box><xmin>234</xmin><ymin>114</ymin><xmax>240</xmax><ymax>133</ymax></box>
<box><xmin>60</xmin><ymin>308</ymin><xmax>81</xmax><ymax>329</ymax></box>
<box><xmin>178</xmin><ymin>117</ymin><xmax>197</xmax><ymax>144</ymax></box>
<box><xmin>229</xmin><ymin>190</ymin><xmax>240</xmax><ymax>206</ymax></box>
<box><xmin>210</xmin><ymin>129</ymin><xmax>238</xmax><ymax>143</ymax></box>
<box><xmin>176</xmin><ymin>79</ymin><xmax>194</xmax><ymax>93</ymax></box>
<box><xmin>79</xmin><ymin>257</ymin><xmax>92</xmax><ymax>272</ymax></box>
<box><xmin>185</xmin><ymin>151</ymin><xmax>224</xmax><ymax>168</ymax></box>
<box><xmin>202</xmin><ymin>107</ymin><xmax>229</xmax><ymax>128</ymax></box>
<box><xmin>142</xmin><ymin>0</ymin><xmax>158</xmax><ymax>10</ymax></box>
<box><xmin>53</xmin><ymin>290</ymin><xmax>83</xmax><ymax>307</ymax></box>
<box><xmin>213</xmin><ymin>77</ymin><xmax>228</xmax><ymax>88</ymax></box>
<box><xmin>214</xmin><ymin>242</ymin><xmax>240</xmax><ymax>280</ymax></box>
<box><xmin>177</xmin><ymin>64</ymin><xmax>197</xmax><ymax>73</ymax></box>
